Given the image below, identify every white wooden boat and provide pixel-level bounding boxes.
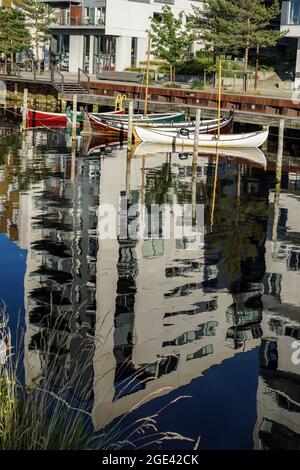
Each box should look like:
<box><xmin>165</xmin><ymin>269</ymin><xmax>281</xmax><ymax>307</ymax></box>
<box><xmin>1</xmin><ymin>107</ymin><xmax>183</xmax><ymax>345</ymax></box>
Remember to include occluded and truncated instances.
<box><xmin>102</xmin><ymin>113</ymin><xmax>233</xmax><ymax>134</ymax></box>
<box><xmin>91</xmin><ymin>111</ymin><xmax>185</xmax><ymax>125</ymax></box>
<box><xmin>133</xmin><ymin>126</ymin><xmax>269</xmax><ymax>149</ymax></box>
<box><xmin>132</xmin><ymin>143</ymin><xmax>267</xmax><ymax>169</ymax></box>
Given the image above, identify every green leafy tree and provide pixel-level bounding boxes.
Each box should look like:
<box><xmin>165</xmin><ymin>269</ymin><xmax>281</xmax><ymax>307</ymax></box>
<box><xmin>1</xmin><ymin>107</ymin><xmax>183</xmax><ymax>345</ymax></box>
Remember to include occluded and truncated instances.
<box><xmin>0</xmin><ymin>7</ymin><xmax>30</xmax><ymax>60</ymax></box>
<box><xmin>20</xmin><ymin>0</ymin><xmax>55</xmax><ymax>71</ymax></box>
<box><xmin>149</xmin><ymin>5</ymin><xmax>196</xmax><ymax>81</ymax></box>
<box><xmin>191</xmin><ymin>0</ymin><xmax>283</xmax><ymax>73</ymax></box>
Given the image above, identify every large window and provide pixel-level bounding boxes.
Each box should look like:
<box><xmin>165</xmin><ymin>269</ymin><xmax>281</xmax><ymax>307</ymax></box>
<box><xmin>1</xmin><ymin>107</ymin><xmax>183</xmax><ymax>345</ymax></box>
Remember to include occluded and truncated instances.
<box><xmin>290</xmin><ymin>0</ymin><xmax>300</xmax><ymax>24</ymax></box>
<box><xmin>51</xmin><ymin>35</ymin><xmax>70</xmax><ymax>71</ymax></box>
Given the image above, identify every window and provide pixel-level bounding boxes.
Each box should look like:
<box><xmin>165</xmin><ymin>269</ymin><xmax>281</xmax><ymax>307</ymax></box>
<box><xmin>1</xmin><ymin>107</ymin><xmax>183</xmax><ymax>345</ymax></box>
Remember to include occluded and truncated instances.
<box><xmin>290</xmin><ymin>1</ymin><xmax>300</xmax><ymax>25</ymax></box>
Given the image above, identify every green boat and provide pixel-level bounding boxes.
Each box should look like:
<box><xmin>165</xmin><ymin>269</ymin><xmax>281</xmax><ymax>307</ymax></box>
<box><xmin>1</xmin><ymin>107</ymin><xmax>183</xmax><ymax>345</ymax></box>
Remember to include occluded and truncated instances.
<box><xmin>66</xmin><ymin>106</ymin><xmax>84</xmax><ymax>125</ymax></box>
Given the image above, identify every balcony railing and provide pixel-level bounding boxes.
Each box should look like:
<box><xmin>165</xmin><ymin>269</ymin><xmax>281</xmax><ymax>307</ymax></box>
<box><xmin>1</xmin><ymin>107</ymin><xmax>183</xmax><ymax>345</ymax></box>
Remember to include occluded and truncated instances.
<box><xmin>51</xmin><ymin>15</ymin><xmax>105</xmax><ymax>27</ymax></box>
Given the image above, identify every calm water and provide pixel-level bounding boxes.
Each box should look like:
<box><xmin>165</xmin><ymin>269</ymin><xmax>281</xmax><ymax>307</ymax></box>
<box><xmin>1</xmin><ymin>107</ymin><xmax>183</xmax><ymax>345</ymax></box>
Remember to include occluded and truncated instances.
<box><xmin>0</xmin><ymin>124</ymin><xmax>300</xmax><ymax>450</ymax></box>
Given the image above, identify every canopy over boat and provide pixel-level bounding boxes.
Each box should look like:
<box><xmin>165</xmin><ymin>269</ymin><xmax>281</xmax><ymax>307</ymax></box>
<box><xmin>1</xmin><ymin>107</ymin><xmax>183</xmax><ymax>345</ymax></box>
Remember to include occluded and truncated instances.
<box><xmin>133</xmin><ymin>126</ymin><xmax>269</xmax><ymax>149</ymax></box>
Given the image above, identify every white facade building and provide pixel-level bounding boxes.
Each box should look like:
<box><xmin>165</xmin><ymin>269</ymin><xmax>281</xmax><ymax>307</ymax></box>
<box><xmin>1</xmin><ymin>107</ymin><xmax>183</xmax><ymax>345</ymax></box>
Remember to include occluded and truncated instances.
<box><xmin>42</xmin><ymin>0</ymin><xmax>201</xmax><ymax>73</ymax></box>
<box><xmin>281</xmin><ymin>0</ymin><xmax>300</xmax><ymax>89</ymax></box>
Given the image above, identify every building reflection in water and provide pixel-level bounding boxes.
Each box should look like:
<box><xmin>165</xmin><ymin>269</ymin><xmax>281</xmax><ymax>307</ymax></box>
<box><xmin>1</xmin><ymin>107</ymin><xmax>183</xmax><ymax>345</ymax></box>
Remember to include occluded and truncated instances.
<box><xmin>0</xmin><ymin>128</ymin><xmax>299</xmax><ymax>448</ymax></box>
<box><xmin>254</xmin><ymin>189</ymin><xmax>300</xmax><ymax>449</ymax></box>
<box><xmin>17</xmin><ymin>130</ymin><xmax>101</xmax><ymax>402</ymax></box>
<box><xmin>92</xmin><ymin>148</ymin><xmax>269</xmax><ymax>431</ymax></box>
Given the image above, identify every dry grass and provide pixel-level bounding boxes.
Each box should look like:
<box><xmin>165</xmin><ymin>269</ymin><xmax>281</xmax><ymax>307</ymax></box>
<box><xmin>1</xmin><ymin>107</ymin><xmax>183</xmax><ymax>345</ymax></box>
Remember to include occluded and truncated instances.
<box><xmin>0</xmin><ymin>305</ymin><xmax>198</xmax><ymax>450</ymax></box>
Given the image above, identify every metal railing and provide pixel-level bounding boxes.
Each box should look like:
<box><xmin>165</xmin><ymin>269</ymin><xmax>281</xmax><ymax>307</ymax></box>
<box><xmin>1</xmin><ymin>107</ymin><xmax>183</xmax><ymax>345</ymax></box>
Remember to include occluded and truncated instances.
<box><xmin>0</xmin><ymin>63</ymin><xmax>21</xmax><ymax>78</ymax></box>
<box><xmin>51</xmin><ymin>15</ymin><xmax>105</xmax><ymax>27</ymax></box>
<box><xmin>50</xmin><ymin>65</ymin><xmax>65</xmax><ymax>91</ymax></box>
<box><xmin>78</xmin><ymin>68</ymin><xmax>90</xmax><ymax>84</ymax></box>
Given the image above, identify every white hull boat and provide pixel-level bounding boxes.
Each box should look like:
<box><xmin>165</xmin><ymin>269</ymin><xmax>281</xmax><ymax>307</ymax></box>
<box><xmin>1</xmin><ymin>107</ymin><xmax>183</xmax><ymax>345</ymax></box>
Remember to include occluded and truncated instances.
<box><xmin>134</xmin><ymin>126</ymin><xmax>269</xmax><ymax>149</ymax></box>
<box><xmin>102</xmin><ymin>113</ymin><xmax>233</xmax><ymax>134</ymax></box>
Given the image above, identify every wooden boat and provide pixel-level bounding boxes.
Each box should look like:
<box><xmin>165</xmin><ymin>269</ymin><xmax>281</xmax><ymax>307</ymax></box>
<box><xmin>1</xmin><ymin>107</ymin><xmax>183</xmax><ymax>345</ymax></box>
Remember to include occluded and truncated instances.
<box><xmin>102</xmin><ymin>112</ymin><xmax>233</xmax><ymax>133</ymax></box>
<box><xmin>26</xmin><ymin>109</ymin><xmax>69</xmax><ymax>128</ymax></box>
<box><xmin>93</xmin><ymin>111</ymin><xmax>185</xmax><ymax>124</ymax></box>
<box><xmin>133</xmin><ymin>126</ymin><xmax>269</xmax><ymax>149</ymax></box>
<box><xmin>87</xmin><ymin>111</ymin><xmax>233</xmax><ymax>136</ymax></box>
<box><xmin>27</xmin><ymin>108</ymin><xmax>124</xmax><ymax>128</ymax></box>
<box><xmin>87</xmin><ymin>111</ymin><xmax>186</xmax><ymax>134</ymax></box>
<box><xmin>132</xmin><ymin>142</ymin><xmax>267</xmax><ymax>169</ymax></box>
<box><xmin>27</xmin><ymin>108</ymin><xmax>85</xmax><ymax>128</ymax></box>
<box><xmin>66</xmin><ymin>106</ymin><xmax>84</xmax><ymax>125</ymax></box>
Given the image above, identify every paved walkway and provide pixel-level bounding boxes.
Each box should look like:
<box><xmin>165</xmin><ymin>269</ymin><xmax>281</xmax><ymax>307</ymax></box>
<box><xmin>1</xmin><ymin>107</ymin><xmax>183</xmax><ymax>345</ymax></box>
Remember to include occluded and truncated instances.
<box><xmin>1</xmin><ymin>70</ymin><xmax>298</xmax><ymax>101</ymax></box>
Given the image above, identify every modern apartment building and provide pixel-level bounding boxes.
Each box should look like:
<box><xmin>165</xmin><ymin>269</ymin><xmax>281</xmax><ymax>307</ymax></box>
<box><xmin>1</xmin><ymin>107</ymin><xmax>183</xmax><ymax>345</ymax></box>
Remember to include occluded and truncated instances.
<box><xmin>42</xmin><ymin>0</ymin><xmax>201</xmax><ymax>73</ymax></box>
<box><xmin>281</xmin><ymin>0</ymin><xmax>300</xmax><ymax>88</ymax></box>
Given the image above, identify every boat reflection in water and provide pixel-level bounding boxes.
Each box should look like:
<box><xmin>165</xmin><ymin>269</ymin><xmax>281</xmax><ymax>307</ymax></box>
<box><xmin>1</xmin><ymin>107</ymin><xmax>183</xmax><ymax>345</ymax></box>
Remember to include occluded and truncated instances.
<box><xmin>0</xmin><ymin>128</ymin><xmax>299</xmax><ymax>449</ymax></box>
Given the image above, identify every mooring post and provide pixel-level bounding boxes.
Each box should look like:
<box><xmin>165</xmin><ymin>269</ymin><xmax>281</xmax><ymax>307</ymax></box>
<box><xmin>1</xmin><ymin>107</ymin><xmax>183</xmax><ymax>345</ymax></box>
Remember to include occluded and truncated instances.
<box><xmin>193</xmin><ymin>108</ymin><xmax>201</xmax><ymax>154</ymax></box>
<box><xmin>272</xmin><ymin>118</ymin><xmax>285</xmax><ymax>241</ymax></box>
<box><xmin>72</xmin><ymin>94</ymin><xmax>77</xmax><ymax>140</ymax></box>
<box><xmin>192</xmin><ymin>153</ymin><xmax>197</xmax><ymax>225</ymax></box>
<box><xmin>127</xmin><ymin>100</ymin><xmax>134</xmax><ymax>151</ymax></box>
<box><xmin>71</xmin><ymin>140</ymin><xmax>77</xmax><ymax>182</ymax></box>
<box><xmin>22</xmin><ymin>88</ymin><xmax>28</xmax><ymax>132</ymax></box>
<box><xmin>126</xmin><ymin>151</ymin><xmax>132</xmax><ymax>201</ymax></box>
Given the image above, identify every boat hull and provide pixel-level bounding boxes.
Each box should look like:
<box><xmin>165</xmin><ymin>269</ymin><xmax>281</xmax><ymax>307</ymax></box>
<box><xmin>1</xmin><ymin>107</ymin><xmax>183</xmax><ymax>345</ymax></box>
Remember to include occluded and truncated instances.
<box><xmin>105</xmin><ymin>114</ymin><xmax>233</xmax><ymax>134</ymax></box>
<box><xmin>87</xmin><ymin>113</ymin><xmax>129</xmax><ymax>136</ymax></box>
<box><xmin>133</xmin><ymin>126</ymin><xmax>269</xmax><ymax>149</ymax></box>
<box><xmin>27</xmin><ymin>109</ymin><xmax>67</xmax><ymax>128</ymax></box>
<box><xmin>95</xmin><ymin>112</ymin><xmax>185</xmax><ymax>124</ymax></box>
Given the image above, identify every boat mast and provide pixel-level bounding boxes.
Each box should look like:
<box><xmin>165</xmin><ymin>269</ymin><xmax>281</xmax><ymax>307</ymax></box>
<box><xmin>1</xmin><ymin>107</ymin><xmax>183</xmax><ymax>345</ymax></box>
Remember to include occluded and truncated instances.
<box><xmin>144</xmin><ymin>32</ymin><xmax>151</xmax><ymax>118</ymax></box>
<box><xmin>217</xmin><ymin>59</ymin><xmax>222</xmax><ymax>139</ymax></box>
<box><xmin>210</xmin><ymin>59</ymin><xmax>222</xmax><ymax>229</ymax></box>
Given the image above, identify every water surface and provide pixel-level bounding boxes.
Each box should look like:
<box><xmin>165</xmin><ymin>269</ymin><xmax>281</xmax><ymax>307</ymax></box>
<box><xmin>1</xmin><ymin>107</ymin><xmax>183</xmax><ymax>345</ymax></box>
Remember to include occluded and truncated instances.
<box><xmin>0</xmin><ymin>126</ymin><xmax>300</xmax><ymax>449</ymax></box>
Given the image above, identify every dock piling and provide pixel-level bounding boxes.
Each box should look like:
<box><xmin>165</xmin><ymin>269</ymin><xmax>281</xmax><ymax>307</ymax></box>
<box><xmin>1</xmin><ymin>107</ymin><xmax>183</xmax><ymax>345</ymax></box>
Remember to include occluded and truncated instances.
<box><xmin>192</xmin><ymin>153</ymin><xmax>197</xmax><ymax>225</ymax></box>
<box><xmin>276</xmin><ymin>119</ymin><xmax>285</xmax><ymax>186</ymax></box>
<box><xmin>72</xmin><ymin>94</ymin><xmax>77</xmax><ymax>140</ymax></box>
<box><xmin>272</xmin><ymin>118</ymin><xmax>285</xmax><ymax>241</ymax></box>
<box><xmin>22</xmin><ymin>88</ymin><xmax>28</xmax><ymax>132</ymax></box>
<box><xmin>193</xmin><ymin>108</ymin><xmax>201</xmax><ymax>154</ymax></box>
<box><xmin>127</xmin><ymin>100</ymin><xmax>134</xmax><ymax>151</ymax></box>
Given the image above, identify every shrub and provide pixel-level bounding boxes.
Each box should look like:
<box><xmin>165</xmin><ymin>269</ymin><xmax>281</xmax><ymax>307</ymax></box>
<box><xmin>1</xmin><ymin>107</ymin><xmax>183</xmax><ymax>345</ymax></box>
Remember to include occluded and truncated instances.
<box><xmin>190</xmin><ymin>80</ymin><xmax>204</xmax><ymax>90</ymax></box>
<box><xmin>163</xmin><ymin>82</ymin><xmax>182</xmax><ymax>89</ymax></box>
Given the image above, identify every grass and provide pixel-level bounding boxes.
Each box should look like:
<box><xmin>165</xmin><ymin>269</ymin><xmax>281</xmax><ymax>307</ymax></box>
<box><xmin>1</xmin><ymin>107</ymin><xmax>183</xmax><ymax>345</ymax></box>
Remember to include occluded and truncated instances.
<box><xmin>0</xmin><ymin>305</ymin><xmax>198</xmax><ymax>450</ymax></box>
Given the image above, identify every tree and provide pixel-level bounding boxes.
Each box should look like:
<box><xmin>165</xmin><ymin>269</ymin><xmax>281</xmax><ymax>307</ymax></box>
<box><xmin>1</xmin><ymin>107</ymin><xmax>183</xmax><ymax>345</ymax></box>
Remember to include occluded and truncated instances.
<box><xmin>20</xmin><ymin>0</ymin><xmax>54</xmax><ymax>71</ymax></box>
<box><xmin>0</xmin><ymin>7</ymin><xmax>30</xmax><ymax>60</ymax></box>
<box><xmin>149</xmin><ymin>5</ymin><xmax>196</xmax><ymax>82</ymax></box>
<box><xmin>191</xmin><ymin>0</ymin><xmax>283</xmax><ymax>73</ymax></box>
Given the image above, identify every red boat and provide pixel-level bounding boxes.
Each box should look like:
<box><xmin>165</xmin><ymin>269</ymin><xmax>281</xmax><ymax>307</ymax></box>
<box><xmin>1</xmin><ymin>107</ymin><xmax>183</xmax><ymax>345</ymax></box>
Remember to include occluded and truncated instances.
<box><xmin>26</xmin><ymin>109</ymin><xmax>67</xmax><ymax>128</ymax></box>
<box><xmin>26</xmin><ymin>109</ymin><xmax>125</xmax><ymax>129</ymax></box>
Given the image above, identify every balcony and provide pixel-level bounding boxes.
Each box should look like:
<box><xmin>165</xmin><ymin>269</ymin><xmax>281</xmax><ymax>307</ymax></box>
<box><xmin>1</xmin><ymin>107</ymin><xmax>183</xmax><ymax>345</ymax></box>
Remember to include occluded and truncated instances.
<box><xmin>52</xmin><ymin>15</ymin><xmax>105</xmax><ymax>27</ymax></box>
<box><xmin>41</xmin><ymin>0</ymin><xmax>82</xmax><ymax>5</ymax></box>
